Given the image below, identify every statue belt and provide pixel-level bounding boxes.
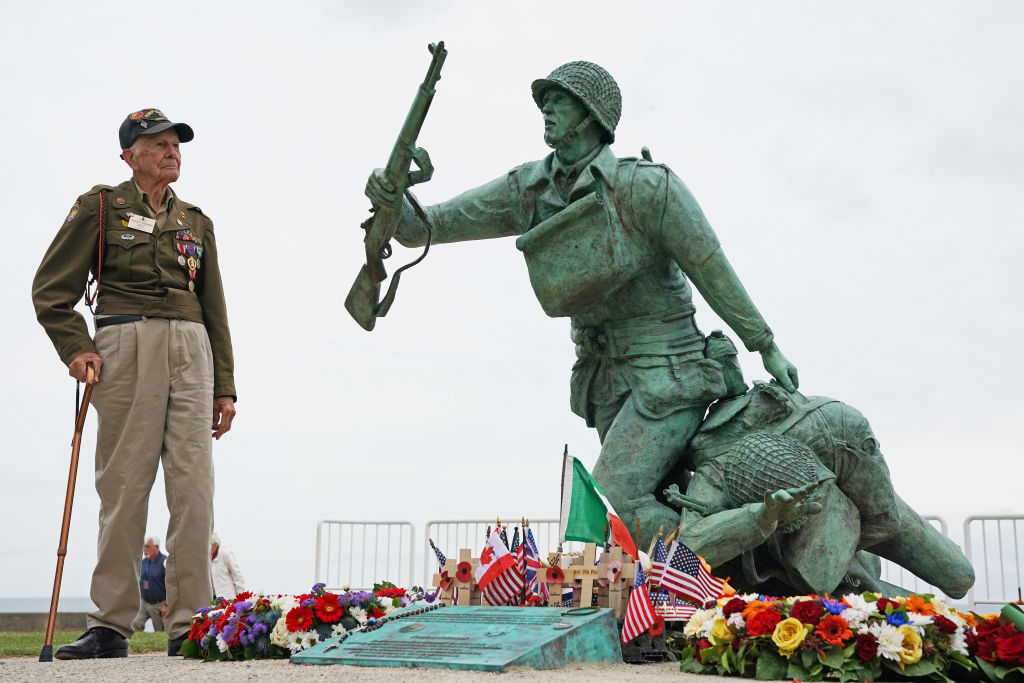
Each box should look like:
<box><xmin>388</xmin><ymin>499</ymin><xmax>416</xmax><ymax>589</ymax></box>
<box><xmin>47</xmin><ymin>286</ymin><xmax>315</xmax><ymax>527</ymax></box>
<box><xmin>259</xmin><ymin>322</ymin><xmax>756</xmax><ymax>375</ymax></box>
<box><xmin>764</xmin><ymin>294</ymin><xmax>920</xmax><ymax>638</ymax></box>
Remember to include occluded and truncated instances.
<box><xmin>573</xmin><ymin>305</ymin><xmax>703</xmax><ymax>360</ymax></box>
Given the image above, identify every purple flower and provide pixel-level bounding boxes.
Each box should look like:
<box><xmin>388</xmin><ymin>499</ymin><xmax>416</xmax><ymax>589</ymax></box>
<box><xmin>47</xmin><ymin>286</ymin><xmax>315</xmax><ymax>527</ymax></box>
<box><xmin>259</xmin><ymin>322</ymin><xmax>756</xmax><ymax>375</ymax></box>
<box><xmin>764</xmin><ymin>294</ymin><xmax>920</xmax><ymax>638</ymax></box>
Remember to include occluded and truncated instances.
<box><xmin>302</xmin><ymin>598</ymin><xmax>316</xmax><ymax>608</ymax></box>
<box><xmin>234</xmin><ymin>600</ymin><xmax>253</xmax><ymax>612</ymax></box>
<box><xmin>311</xmin><ymin>582</ymin><xmax>326</xmax><ymax>594</ymax></box>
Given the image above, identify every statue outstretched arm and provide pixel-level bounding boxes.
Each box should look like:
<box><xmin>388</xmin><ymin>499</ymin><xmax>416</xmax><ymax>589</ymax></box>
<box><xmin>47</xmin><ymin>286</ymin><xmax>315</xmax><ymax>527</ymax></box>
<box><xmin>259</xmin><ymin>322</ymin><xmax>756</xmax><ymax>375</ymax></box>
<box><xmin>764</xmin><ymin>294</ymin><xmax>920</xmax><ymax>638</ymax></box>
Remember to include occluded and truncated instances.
<box><xmin>667</xmin><ymin>481</ymin><xmax>821</xmax><ymax>568</ymax></box>
<box><xmin>364</xmin><ymin>169</ymin><xmax>527</xmax><ymax>248</ymax></box>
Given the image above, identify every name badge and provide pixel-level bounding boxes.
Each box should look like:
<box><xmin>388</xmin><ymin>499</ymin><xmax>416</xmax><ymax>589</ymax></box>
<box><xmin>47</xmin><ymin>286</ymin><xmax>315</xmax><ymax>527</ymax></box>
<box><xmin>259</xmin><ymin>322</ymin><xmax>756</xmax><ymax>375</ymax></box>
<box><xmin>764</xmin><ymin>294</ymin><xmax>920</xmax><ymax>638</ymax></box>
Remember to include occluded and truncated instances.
<box><xmin>127</xmin><ymin>213</ymin><xmax>156</xmax><ymax>234</ymax></box>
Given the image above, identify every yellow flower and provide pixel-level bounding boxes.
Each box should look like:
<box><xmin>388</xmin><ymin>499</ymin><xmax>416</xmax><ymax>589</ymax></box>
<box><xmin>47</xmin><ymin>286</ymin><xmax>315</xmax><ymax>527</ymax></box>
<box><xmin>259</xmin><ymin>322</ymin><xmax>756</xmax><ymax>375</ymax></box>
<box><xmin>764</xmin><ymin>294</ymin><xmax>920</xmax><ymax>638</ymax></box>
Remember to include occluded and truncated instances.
<box><xmin>897</xmin><ymin>625</ymin><xmax>922</xmax><ymax>666</ymax></box>
<box><xmin>709</xmin><ymin>617</ymin><xmax>735</xmax><ymax>645</ymax></box>
<box><xmin>772</xmin><ymin>617</ymin><xmax>809</xmax><ymax>657</ymax></box>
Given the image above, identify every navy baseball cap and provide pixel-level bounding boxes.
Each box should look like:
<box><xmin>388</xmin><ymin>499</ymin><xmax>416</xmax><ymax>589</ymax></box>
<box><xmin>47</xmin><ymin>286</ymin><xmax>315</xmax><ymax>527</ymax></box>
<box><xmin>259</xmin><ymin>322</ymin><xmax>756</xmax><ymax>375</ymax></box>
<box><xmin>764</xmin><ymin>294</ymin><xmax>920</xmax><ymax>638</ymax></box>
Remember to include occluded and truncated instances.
<box><xmin>119</xmin><ymin>108</ymin><xmax>194</xmax><ymax>150</ymax></box>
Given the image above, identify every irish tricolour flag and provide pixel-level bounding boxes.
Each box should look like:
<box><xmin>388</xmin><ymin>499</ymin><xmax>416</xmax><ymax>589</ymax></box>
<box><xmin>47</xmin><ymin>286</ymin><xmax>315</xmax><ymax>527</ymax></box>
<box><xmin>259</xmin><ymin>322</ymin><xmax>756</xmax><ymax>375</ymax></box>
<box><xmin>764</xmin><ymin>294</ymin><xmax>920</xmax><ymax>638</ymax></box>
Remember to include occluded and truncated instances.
<box><xmin>559</xmin><ymin>449</ymin><xmax>637</xmax><ymax>559</ymax></box>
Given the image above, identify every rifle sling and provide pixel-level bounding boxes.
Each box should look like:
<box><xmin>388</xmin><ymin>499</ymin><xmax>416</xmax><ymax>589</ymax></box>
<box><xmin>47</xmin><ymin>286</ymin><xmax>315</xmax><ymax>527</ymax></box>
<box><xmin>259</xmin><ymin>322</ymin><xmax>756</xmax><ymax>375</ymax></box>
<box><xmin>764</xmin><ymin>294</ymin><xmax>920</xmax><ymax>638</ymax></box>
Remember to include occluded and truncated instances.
<box><xmin>374</xmin><ymin>190</ymin><xmax>433</xmax><ymax>318</ymax></box>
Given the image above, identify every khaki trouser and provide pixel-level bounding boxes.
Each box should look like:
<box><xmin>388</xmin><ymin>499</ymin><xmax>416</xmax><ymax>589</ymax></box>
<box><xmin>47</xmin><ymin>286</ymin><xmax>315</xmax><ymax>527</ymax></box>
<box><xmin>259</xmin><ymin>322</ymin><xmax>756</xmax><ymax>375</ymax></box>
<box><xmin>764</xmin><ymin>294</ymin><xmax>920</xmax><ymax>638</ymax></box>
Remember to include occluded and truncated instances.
<box><xmin>131</xmin><ymin>599</ymin><xmax>165</xmax><ymax>632</ymax></box>
<box><xmin>88</xmin><ymin>317</ymin><xmax>215</xmax><ymax>639</ymax></box>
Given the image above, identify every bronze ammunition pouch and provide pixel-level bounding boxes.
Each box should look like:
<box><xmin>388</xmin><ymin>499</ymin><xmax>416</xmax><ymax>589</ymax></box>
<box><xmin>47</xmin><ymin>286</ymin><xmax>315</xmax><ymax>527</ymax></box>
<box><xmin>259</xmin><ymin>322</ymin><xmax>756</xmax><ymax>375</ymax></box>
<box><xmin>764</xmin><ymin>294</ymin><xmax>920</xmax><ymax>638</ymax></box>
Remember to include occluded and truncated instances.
<box><xmin>515</xmin><ymin>161</ymin><xmax>648</xmax><ymax>318</ymax></box>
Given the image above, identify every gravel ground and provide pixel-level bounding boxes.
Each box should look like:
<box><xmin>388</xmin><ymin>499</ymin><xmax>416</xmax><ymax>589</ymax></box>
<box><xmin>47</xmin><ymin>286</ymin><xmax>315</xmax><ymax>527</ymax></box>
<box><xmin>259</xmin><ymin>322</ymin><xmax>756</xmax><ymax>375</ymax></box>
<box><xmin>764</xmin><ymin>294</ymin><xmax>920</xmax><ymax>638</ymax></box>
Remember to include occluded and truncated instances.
<box><xmin>0</xmin><ymin>654</ymin><xmax>726</xmax><ymax>681</ymax></box>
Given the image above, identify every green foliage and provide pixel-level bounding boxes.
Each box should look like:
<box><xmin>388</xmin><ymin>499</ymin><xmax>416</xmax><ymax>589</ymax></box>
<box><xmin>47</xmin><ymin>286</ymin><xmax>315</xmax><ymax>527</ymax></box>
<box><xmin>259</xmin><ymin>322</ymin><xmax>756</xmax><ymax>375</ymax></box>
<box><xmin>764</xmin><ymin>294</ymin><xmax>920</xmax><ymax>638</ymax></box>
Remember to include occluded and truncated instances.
<box><xmin>0</xmin><ymin>631</ymin><xmax>167</xmax><ymax>658</ymax></box>
<box><xmin>754</xmin><ymin>649</ymin><xmax>787</xmax><ymax>680</ymax></box>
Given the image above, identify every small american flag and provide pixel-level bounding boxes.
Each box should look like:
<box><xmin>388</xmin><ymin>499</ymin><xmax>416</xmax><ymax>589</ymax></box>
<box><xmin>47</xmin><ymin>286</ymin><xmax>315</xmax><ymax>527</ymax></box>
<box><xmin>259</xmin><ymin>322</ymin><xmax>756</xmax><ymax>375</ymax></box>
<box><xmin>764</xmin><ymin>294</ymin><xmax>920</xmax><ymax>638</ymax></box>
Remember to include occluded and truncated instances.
<box><xmin>659</xmin><ymin>540</ymin><xmax>724</xmax><ymax>607</ymax></box>
<box><xmin>429</xmin><ymin>541</ymin><xmax>448</xmax><ymax>601</ymax></box>
<box><xmin>561</xmin><ymin>586</ymin><xmax>574</xmax><ymax>608</ymax></box>
<box><xmin>511</xmin><ymin>526</ymin><xmax>524</xmax><ymax>577</ymax></box>
<box><xmin>650</xmin><ymin>535</ymin><xmax>668</xmax><ymax>586</ymax></box>
<box><xmin>620</xmin><ymin>565</ymin><xmax>656</xmax><ymax>643</ymax></box>
<box><xmin>653</xmin><ymin>600</ymin><xmax>699</xmax><ymax>621</ymax></box>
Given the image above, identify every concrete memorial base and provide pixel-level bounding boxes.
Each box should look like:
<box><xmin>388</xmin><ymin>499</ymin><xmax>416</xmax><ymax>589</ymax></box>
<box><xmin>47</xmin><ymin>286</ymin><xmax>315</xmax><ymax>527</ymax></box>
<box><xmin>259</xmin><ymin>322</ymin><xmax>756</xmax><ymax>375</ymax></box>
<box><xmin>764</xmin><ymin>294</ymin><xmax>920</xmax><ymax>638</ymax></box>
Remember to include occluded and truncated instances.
<box><xmin>291</xmin><ymin>605</ymin><xmax>622</xmax><ymax>671</ymax></box>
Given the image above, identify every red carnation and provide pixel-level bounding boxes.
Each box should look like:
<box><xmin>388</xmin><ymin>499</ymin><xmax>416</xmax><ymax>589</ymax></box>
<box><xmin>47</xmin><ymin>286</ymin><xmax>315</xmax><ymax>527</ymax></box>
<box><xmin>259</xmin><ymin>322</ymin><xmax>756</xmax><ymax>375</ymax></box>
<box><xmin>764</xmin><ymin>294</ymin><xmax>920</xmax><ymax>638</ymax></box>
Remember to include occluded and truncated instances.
<box><xmin>285</xmin><ymin>606</ymin><xmax>315</xmax><ymax>632</ymax></box>
<box><xmin>997</xmin><ymin>632</ymin><xmax>1024</xmax><ymax>667</ymax></box>
<box><xmin>234</xmin><ymin>591</ymin><xmax>254</xmax><ymax>602</ymax></box>
<box><xmin>722</xmin><ymin>597</ymin><xmax>747</xmax><ymax>617</ymax></box>
<box><xmin>375</xmin><ymin>587</ymin><xmax>406</xmax><ymax>599</ymax></box>
<box><xmin>855</xmin><ymin>632</ymin><xmax>878</xmax><ymax>661</ymax></box>
<box><xmin>746</xmin><ymin>608</ymin><xmax>782</xmax><ymax>636</ymax></box>
<box><xmin>933</xmin><ymin>615</ymin><xmax>958</xmax><ymax>634</ymax></box>
<box><xmin>369</xmin><ymin>606</ymin><xmax>386</xmax><ymax>619</ymax></box>
<box><xmin>314</xmin><ymin>595</ymin><xmax>344</xmax><ymax>623</ymax></box>
<box><xmin>789</xmin><ymin>599</ymin><xmax>824</xmax><ymax>624</ymax></box>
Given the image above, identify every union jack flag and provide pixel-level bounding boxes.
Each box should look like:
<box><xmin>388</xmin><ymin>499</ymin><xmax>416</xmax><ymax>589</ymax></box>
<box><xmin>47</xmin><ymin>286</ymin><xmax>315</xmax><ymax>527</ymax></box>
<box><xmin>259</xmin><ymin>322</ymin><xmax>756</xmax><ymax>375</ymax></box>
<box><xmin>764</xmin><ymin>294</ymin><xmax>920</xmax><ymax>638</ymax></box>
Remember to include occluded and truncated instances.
<box><xmin>523</xmin><ymin>527</ymin><xmax>549</xmax><ymax>602</ymax></box>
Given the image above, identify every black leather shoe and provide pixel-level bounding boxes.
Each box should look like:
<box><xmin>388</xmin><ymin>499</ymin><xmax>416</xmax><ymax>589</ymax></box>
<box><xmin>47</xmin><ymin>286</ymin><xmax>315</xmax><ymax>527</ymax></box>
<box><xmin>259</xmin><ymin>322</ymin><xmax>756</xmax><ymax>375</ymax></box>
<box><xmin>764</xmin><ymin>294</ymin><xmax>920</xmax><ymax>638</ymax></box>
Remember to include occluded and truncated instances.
<box><xmin>54</xmin><ymin>627</ymin><xmax>128</xmax><ymax>659</ymax></box>
<box><xmin>167</xmin><ymin>633</ymin><xmax>186</xmax><ymax>656</ymax></box>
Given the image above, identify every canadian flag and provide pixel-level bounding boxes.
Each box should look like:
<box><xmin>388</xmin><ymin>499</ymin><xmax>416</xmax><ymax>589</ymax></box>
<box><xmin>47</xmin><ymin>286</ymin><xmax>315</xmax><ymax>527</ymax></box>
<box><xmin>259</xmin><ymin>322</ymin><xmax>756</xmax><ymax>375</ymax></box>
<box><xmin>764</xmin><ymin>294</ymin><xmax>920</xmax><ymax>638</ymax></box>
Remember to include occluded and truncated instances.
<box><xmin>475</xmin><ymin>530</ymin><xmax>524</xmax><ymax>605</ymax></box>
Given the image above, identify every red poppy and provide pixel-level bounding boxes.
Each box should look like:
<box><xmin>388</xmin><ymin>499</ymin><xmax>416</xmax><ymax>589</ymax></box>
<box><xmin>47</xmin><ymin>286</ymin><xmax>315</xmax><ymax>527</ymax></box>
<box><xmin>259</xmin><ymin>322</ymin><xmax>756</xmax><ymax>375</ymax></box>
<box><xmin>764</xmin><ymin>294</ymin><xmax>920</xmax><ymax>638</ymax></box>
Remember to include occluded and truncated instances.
<box><xmin>456</xmin><ymin>561</ymin><xmax>473</xmax><ymax>582</ymax></box>
<box><xmin>285</xmin><ymin>606</ymin><xmax>315</xmax><ymax>632</ymax></box>
<box><xmin>546</xmin><ymin>566</ymin><xmax>565</xmax><ymax>583</ymax></box>
<box><xmin>439</xmin><ymin>573</ymin><xmax>453</xmax><ymax>590</ymax></box>
<box><xmin>648</xmin><ymin>614</ymin><xmax>665</xmax><ymax>637</ymax></box>
<box><xmin>314</xmin><ymin>596</ymin><xmax>344</xmax><ymax>623</ymax></box>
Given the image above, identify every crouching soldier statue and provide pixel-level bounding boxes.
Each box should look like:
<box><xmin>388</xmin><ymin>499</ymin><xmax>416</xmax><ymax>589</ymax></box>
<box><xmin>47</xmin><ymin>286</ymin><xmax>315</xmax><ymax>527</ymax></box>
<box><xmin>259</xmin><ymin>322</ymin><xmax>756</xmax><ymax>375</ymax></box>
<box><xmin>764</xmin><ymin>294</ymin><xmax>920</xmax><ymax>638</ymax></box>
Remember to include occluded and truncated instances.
<box><xmin>664</xmin><ymin>379</ymin><xmax>975</xmax><ymax>598</ymax></box>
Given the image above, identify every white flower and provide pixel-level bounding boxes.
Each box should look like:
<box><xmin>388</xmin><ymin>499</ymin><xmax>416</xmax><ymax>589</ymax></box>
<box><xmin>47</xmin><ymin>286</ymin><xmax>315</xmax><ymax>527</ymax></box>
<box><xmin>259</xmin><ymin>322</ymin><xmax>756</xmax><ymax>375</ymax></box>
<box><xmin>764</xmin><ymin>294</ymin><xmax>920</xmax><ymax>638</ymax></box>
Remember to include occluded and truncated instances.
<box><xmin>841</xmin><ymin>607</ymin><xmax>870</xmax><ymax>630</ymax></box>
<box><xmin>868</xmin><ymin>621</ymin><xmax>903</xmax><ymax>662</ymax></box>
<box><xmin>726</xmin><ymin>612</ymin><xmax>746</xmax><ymax>630</ymax></box>
<box><xmin>269</xmin><ymin>617</ymin><xmax>291</xmax><ymax>648</ymax></box>
<box><xmin>683</xmin><ymin>608</ymin><xmax>716</xmax><ymax>636</ymax></box>
<box><xmin>330</xmin><ymin>622</ymin><xmax>348</xmax><ymax>637</ymax></box>
<box><xmin>348</xmin><ymin>606</ymin><xmax>367</xmax><ymax>624</ymax></box>
<box><xmin>843</xmin><ymin>593</ymin><xmax>876</xmax><ymax>614</ymax></box>
<box><xmin>271</xmin><ymin>595</ymin><xmax>299</xmax><ymax>613</ymax></box>
<box><xmin>907</xmin><ymin>612</ymin><xmax>932</xmax><ymax>635</ymax></box>
<box><xmin>949</xmin><ymin>629</ymin><xmax>968</xmax><ymax>656</ymax></box>
<box><xmin>215</xmin><ymin>634</ymin><xmax>229</xmax><ymax>653</ymax></box>
<box><xmin>287</xmin><ymin>630</ymin><xmax>319</xmax><ymax>653</ymax></box>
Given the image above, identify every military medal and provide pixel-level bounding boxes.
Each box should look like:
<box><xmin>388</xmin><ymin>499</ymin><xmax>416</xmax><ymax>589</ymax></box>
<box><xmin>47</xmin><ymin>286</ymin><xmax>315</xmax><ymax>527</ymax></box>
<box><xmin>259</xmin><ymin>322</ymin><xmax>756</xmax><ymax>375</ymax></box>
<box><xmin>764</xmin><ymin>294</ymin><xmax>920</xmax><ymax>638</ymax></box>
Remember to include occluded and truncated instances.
<box><xmin>174</xmin><ymin>229</ymin><xmax>202</xmax><ymax>292</ymax></box>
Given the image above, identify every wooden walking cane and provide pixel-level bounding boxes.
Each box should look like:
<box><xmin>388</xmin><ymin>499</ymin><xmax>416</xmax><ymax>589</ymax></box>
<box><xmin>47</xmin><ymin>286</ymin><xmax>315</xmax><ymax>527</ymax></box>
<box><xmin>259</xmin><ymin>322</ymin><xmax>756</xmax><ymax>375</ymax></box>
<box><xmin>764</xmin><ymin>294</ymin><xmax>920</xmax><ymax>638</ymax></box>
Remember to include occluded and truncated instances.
<box><xmin>39</xmin><ymin>366</ymin><xmax>95</xmax><ymax>662</ymax></box>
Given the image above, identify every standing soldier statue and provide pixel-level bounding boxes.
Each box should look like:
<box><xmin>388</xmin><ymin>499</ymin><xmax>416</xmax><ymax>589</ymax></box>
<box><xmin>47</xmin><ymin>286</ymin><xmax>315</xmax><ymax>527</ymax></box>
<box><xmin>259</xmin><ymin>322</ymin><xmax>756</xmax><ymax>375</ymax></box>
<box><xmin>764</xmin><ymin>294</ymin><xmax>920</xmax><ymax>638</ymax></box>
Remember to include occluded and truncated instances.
<box><xmin>362</xmin><ymin>60</ymin><xmax>799</xmax><ymax>544</ymax></box>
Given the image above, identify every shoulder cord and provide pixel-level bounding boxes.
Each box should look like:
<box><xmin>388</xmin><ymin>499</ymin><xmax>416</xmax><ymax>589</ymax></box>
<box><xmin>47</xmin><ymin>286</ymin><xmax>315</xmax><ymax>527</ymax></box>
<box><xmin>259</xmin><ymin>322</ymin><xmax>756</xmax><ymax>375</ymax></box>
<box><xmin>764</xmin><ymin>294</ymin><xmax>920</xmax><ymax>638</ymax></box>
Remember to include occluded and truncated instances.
<box><xmin>83</xmin><ymin>190</ymin><xmax>108</xmax><ymax>314</ymax></box>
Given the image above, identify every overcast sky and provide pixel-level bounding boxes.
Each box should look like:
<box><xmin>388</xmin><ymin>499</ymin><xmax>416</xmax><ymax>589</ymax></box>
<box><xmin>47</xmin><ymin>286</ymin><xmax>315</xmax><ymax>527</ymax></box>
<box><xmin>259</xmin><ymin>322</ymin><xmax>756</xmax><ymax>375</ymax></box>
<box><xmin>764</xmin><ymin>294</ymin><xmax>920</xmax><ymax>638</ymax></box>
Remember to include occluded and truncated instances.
<box><xmin>1</xmin><ymin>1</ymin><xmax>1021</xmax><ymax>601</ymax></box>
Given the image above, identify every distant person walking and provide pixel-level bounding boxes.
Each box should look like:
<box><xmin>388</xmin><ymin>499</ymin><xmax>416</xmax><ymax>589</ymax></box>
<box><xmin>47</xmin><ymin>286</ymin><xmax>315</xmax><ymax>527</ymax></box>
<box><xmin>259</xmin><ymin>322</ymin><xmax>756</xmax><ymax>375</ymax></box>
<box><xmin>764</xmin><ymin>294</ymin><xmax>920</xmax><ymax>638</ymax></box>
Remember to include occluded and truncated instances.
<box><xmin>131</xmin><ymin>536</ymin><xmax>167</xmax><ymax>632</ymax></box>
<box><xmin>210</xmin><ymin>533</ymin><xmax>246</xmax><ymax>599</ymax></box>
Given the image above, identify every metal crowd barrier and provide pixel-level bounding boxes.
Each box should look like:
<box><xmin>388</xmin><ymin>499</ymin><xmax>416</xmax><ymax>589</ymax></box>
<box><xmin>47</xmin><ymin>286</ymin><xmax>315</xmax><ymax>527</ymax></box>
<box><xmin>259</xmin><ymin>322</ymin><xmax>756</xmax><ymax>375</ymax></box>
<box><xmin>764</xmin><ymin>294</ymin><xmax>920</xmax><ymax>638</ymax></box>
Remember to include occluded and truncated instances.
<box><xmin>314</xmin><ymin>520</ymin><xmax>415</xmax><ymax>591</ymax></box>
<box><xmin>964</xmin><ymin>515</ymin><xmax>1024</xmax><ymax>611</ymax></box>
<box><xmin>423</xmin><ymin>519</ymin><xmax>562</xmax><ymax>586</ymax></box>
<box><xmin>313</xmin><ymin>515</ymin><xmax>1023</xmax><ymax>611</ymax></box>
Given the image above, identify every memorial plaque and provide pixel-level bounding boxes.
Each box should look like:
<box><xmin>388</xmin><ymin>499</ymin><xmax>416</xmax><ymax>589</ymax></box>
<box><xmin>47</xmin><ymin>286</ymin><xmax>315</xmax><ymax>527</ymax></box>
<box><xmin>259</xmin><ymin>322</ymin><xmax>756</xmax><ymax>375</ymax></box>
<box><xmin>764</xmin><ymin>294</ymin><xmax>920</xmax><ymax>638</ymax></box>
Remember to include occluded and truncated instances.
<box><xmin>291</xmin><ymin>605</ymin><xmax>622</xmax><ymax>671</ymax></box>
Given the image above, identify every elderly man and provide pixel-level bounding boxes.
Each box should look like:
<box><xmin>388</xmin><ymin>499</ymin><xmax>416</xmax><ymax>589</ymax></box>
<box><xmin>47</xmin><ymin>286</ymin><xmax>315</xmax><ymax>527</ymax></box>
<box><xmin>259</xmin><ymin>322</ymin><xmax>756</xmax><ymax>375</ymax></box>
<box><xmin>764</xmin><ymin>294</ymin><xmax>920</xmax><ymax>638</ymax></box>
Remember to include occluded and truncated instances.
<box><xmin>131</xmin><ymin>536</ymin><xmax>167</xmax><ymax>632</ymax></box>
<box><xmin>365</xmin><ymin>62</ymin><xmax>798</xmax><ymax>545</ymax></box>
<box><xmin>32</xmin><ymin>108</ymin><xmax>236</xmax><ymax>658</ymax></box>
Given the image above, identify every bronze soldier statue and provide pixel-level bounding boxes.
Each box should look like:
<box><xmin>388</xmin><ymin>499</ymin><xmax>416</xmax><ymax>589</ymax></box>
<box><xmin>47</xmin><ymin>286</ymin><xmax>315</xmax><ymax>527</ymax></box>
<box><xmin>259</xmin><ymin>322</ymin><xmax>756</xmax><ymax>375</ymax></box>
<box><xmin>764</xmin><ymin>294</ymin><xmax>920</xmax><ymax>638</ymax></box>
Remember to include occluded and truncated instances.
<box><xmin>364</xmin><ymin>61</ymin><xmax>798</xmax><ymax>543</ymax></box>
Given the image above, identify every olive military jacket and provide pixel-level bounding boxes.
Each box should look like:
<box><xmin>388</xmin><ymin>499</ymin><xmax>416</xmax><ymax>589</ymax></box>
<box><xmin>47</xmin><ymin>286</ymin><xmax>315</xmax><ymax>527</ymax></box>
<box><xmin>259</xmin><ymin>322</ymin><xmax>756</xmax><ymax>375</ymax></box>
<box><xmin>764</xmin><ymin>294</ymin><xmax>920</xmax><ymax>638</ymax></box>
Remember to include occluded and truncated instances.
<box><xmin>32</xmin><ymin>179</ymin><xmax>236</xmax><ymax>398</ymax></box>
<box><xmin>393</xmin><ymin>145</ymin><xmax>775</xmax><ymax>423</ymax></box>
